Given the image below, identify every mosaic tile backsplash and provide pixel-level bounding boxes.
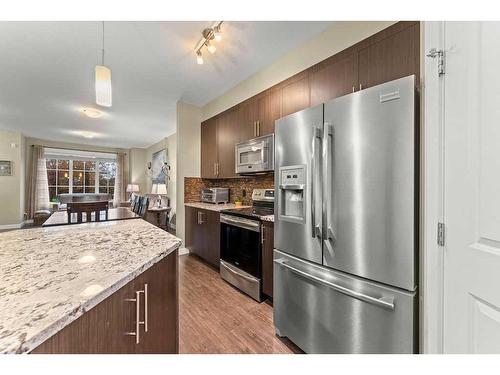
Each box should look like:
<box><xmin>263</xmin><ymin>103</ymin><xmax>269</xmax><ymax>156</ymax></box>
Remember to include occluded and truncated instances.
<box><xmin>184</xmin><ymin>174</ymin><xmax>274</xmax><ymax>205</ymax></box>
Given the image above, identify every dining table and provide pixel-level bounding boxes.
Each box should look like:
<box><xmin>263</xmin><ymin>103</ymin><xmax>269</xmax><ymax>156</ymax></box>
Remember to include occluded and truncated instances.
<box><xmin>42</xmin><ymin>207</ymin><xmax>140</xmax><ymax>227</ymax></box>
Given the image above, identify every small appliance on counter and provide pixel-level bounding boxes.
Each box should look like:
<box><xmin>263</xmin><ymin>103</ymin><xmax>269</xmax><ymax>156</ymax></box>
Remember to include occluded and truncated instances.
<box><xmin>219</xmin><ymin>188</ymin><xmax>274</xmax><ymax>301</ymax></box>
<box><xmin>235</xmin><ymin>134</ymin><xmax>274</xmax><ymax>174</ymax></box>
<box><xmin>201</xmin><ymin>188</ymin><xmax>229</xmax><ymax>204</ymax></box>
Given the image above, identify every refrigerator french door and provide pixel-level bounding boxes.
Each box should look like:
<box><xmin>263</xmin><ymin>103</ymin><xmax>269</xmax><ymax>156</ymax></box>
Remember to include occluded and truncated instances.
<box><xmin>273</xmin><ymin>75</ymin><xmax>418</xmax><ymax>354</ymax></box>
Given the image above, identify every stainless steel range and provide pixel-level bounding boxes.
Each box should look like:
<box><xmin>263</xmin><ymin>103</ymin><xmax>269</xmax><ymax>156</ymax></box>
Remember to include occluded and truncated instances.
<box><xmin>219</xmin><ymin>189</ymin><xmax>274</xmax><ymax>302</ymax></box>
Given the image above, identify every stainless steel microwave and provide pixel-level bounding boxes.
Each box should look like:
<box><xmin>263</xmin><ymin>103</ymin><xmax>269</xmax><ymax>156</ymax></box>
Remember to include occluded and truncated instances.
<box><xmin>235</xmin><ymin>134</ymin><xmax>274</xmax><ymax>174</ymax></box>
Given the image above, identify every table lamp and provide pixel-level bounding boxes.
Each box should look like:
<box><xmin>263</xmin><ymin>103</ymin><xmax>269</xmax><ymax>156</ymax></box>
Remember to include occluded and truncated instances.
<box><xmin>151</xmin><ymin>183</ymin><xmax>167</xmax><ymax>207</ymax></box>
<box><xmin>127</xmin><ymin>184</ymin><xmax>140</xmax><ymax>202</ymax></box>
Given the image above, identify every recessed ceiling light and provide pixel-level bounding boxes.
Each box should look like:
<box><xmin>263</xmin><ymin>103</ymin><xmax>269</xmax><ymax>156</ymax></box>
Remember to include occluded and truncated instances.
<box><xmin>81</xmin><ymin>107</ymin><xmax>103</xmax><ymax>118</ymax></box>
<box><xmin>73</xmin><ymin>130</ymin><xmax>98</xmax><ymax>139</ymax></box>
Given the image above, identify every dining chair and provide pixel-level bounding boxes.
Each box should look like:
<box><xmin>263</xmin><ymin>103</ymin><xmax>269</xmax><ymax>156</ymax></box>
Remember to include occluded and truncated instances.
<box><xmin>132</xmin><ymin>195</ymin><xmax>141</xmax><ymax>214</ymax></box>
<box><xmin>138</xmin><ymin>196</ymin><xmax>149</xmax><ymax>217</ymax></box>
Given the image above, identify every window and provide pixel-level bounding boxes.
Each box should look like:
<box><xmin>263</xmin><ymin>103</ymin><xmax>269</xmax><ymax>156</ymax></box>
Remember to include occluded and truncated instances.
<box><xmin>47</xmin><ymin>159</ymin><xmax>70</xmax><ymax>202</ymax></box>
<box><xmin>46</xmin><ymin>158</ymin><xmax>116</xmax><ymax>202</ymax></box>
<box><xmin>98</xmin><ymin>161</ymin><xmax>116</xmax><ymax>195</ymax></box>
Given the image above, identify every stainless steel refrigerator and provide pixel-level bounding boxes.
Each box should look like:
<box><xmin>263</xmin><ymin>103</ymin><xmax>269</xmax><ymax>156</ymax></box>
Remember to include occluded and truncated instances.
<box><xmin>273</xmin><ymin>75</ymin><xmax>418</xmax><ymax>354</ymax></box>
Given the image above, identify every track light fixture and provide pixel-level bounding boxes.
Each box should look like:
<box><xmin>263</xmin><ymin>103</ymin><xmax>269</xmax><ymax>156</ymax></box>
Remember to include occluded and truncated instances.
<box><xmin>196</xmin><ymin>51</ymin><xmax>204</xmax><ymax>65</ymax></box>
<box><xmin>194</xmin><ymin>21</ymin><xmax>223</xmax><ymax>64</ymax></box>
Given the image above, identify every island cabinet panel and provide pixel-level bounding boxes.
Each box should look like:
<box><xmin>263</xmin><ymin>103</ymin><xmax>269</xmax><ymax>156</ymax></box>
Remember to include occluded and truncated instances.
<box><xmin>310</xmin><ymin>52</ymin><xmax>359</xmax><ymax>106</ymax></box>
<box><xmin>281</xmin><ymin>71</ymin><xmax>310</xmax><ymax>117</ymax></box>
<box><xmin>358</xmin><ymin>23</ymin><xmax>420</xmax><ymax>90</ymax></box>
<box><xmin>262</xmin><ymin>221</ymin><xmax>274</xmax><ymax>298</ymax></box>
<box><xmin>32</xmin><ymin>250</ymin><xmax>179</xmax><ymax>354</ymax></box>
<box><xmin>200</xmin><ymin>118</ymin><xmax>218</xmax><ymax>179</ymax></box>
<box><xmin>185</xmin><ymin>207</ymin><xmax>221</xmax><ymax>269</ymax></box>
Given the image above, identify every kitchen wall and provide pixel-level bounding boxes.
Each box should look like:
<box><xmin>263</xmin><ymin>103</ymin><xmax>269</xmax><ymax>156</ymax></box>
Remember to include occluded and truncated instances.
<box><xmin>0</xmin><ymin>130</ymin><xmax>26</xmax><ymax>228</ymax></box>
<box><xmin>184</xmin><ymin>175</ymin><xmax>274</xmax><ymax>205</ymax></box>
<box><xmin>129</xmin><ymin>148</ymin><xmax>147</xmax><ymax>193</ymax></box>
<box><xmin>202</xmin><ymin>21</ymin><xmax>396</xmax><ymax>120</ymax></box>
<box><xmin>175</xmin><ymin>101</ymin><xmax>201</xmax><ymax>248</ymax></box>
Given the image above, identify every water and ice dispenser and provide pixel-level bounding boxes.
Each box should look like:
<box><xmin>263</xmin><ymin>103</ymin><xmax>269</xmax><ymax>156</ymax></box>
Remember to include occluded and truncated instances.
<box><xmin>278</xmin><ymin>165</ymin><xmax>306</xmax><ymax>223</ymax></box>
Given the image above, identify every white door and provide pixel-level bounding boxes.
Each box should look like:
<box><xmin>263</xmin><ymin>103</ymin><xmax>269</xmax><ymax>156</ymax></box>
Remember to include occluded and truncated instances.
<box><xmin>443</xmin><ymin>21</ymin><xmax>500</xmax><ymax>353</ymax></box>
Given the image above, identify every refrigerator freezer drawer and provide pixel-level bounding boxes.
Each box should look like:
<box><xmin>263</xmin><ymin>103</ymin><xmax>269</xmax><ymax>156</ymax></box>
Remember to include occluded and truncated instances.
<box><xmin>273</xmin><ymin>250</ymin><xmax>417</xmax><ymax>354</ymax></box>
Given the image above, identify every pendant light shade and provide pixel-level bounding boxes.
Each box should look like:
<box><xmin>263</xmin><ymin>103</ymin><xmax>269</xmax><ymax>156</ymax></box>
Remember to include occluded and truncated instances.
<box><xmin>95</xmin><ymin>22</ymin><xmax>112</xmax><ymax>107</ymax></box>
<box><xmin>95</xmin><ymin>65</ymin><xmax>112</xmax><ymax>107</ymax></box>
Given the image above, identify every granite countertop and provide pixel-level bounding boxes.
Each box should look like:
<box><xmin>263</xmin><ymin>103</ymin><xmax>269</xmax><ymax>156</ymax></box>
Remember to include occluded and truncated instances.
<box><xmin>185</xmin><ymin>202</ymin><xmax>251</xmax><ymax>212</ymax></box>
<box><xmin>0</xmin><ymin>219</ymin><xmax>181</xmax><ymax>354</ymax></box>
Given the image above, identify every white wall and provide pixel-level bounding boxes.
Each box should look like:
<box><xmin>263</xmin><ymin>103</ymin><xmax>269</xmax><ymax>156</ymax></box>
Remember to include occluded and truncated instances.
<box><xmin>0</xmin><ymin>130</ymin><xmax>25</xmax><ymax>227</ymax></box>
<box><xmin>202</xmin><ymin>21</ymin><xmax>395</xmax><ymax>120</ymax></box>
<box><xmin>166</xmin><ymin>133</ymin><xmax>177</xmax><ymax>225</ymax></box>
<box><xmin>129</xmin><ymin>148</ymin><xmax>147</xmax><ymax>193</ymax></box>
<box><xmin>176</xmin><ymin>101</ymin><xmax>201</xmax><ymax>247</ymax></box>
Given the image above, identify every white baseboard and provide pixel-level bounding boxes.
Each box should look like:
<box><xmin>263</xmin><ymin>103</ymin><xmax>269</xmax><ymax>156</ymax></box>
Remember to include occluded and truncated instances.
<box><xmin>178</xmin><ymin>247</ymin><xmax>190</xmax><ymax>256</ymax></box>
<box><xmin>0</xmin><ymin>223</ymin><xmax>24</xmax><ymax>230</ymax></box>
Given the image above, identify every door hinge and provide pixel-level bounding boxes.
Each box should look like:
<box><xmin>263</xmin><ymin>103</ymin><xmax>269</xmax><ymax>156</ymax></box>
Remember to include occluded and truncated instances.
<box><xmin>437</xmin><ymin>222</ymin><xmax>445</xmax><ymax>247</ymax></box>
<box><xmin>426</xmin><ymin>48</ymin><xmax>445</xmax><ymax>76</ymax></box>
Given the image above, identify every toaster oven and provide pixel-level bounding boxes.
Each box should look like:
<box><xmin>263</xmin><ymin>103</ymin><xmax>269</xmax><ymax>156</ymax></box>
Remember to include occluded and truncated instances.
<box><xmin>201</xmin><ymin>188</ymin><xmax>229</xmax><ymax>204</ymax></box>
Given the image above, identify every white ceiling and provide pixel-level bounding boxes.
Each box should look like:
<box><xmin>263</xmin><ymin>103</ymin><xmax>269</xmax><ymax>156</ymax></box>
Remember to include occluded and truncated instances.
<box><xmin>0</xmin><ymin>21</ymin><xmax>332</xmax><ymax>148</ymax></box>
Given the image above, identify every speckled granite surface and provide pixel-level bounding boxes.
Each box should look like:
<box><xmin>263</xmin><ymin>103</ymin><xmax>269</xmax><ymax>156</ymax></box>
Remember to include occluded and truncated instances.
<box><xmin>260</xmin><ymin>215</ymin><xmax>275</xmax><ymax>223</ymax></box>
<box><xmin>185</xmin><ymin>202</ymin><xmax>251</xmax><ymax>212</ymax></box>
<box><xmin>0</xmin><ymin>219</ymin><xmax>181</xmax><ymax>354</ymax></box>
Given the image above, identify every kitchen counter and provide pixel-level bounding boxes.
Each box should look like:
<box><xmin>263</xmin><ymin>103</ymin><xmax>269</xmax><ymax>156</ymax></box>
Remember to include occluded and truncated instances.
<box><xmin>185</xmin><ymin>202</ymin><xmax>251</xmax><ymax>212</ymax></box>
<box><xmin>0</xmin><ymin>219</ymin><xmax>181</xmax><ymax>354</ymax></box>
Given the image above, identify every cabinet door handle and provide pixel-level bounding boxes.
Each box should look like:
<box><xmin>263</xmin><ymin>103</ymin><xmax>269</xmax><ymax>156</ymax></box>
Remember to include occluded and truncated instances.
<box><xmin>261</xmin><ymin>226</ymin><xmax>265</xmax><ymax>244</ymax></box>
<box><xmin>214</xmin><ymin>163</ymin><xmax>217</xmax><ymax>176</ymax></box>
<box><xmin>199</xmin><ymin>212</ymin><xmax>205</xmax><ymax>224</ymax></box>
<box><xmin>216</xmin><ymin>163</ymin><xmax>219</xmax><ymax>176</ymax></box>
<box><xmin>124</xmin><ymin>290</ymin><xmax>144</xmax><ymax>344</ymax></box>
<box><xmin>257</xmin><ymin>121</ymin><xmax>260</xmax><ymax>136</ymax></box>
<box><xmin>359</xmin><ymin>84</ymin><xmax>363</xmax><ymax>90</ymax></box>
<box><xmin>352</xmin><ymin>86</ymin><xmax>355</xmax><ymax>93</ymax></box>
<box><xmin>144</xmin><ymin>283</ymin><xmax>148</xmax><ymax>332</ymax></box>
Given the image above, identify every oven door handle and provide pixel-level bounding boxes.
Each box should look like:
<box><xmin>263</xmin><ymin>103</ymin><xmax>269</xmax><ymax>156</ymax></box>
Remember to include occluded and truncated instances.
<box><xmin>220</xmin><ymin>214</ymin><xmax>260</xmax><ymax>232</ymax></box>
<box><xmin>220</xmin><ymin>260</ymin><xmax>258</xmax><ymax>282</ymax></box>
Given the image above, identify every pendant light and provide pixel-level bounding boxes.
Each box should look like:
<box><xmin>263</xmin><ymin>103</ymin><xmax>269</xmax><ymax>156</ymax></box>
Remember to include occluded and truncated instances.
<box><xmin>95</xmin><ymin>21</ymin><xmax>112</xmax><ymax>107</ymax></box>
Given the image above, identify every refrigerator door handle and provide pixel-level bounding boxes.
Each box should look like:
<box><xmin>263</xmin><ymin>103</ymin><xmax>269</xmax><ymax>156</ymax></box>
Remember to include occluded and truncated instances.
<box><xmin>322</xmin><ymin>123</ymin><xmax>334</xmax><ymax>245</ymax></box>
<box><xmin>311</xmin><ymin>127</ymin><xmax>322</xmax><ymax>238</ymax></box>
<box><xmin>274</xmin><ymin>258</ymin><xmax>395</xmax><ymax>310</ymax></box>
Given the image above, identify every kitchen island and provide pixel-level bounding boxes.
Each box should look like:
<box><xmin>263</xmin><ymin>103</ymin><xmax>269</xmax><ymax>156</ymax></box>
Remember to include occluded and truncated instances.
<box><xmin>0</xmin><ymin>219</ymin><xmax>181</xmax><ymax>354</ymax></box>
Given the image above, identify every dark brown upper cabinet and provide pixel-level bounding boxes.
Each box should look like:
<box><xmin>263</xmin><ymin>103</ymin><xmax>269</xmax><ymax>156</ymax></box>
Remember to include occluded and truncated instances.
<box><xmin>281</xmin><ymin>71</ymin><xmax>310</xmax><ymax>117</ymax></box>
<box><xmin>358</xmin><ymin>23</ymin><xmax>420</xmax><ymax>90</ymax></box>
<box><xmin>200</xmin><ymin>22</ymin><xmax>420</xmax><ymax>180</ymax></box>
<box><xmin>200</xmin><ymin>118</ymin><xmax>218</xmax><ymax>179</ymax></box>
<box><xmin>238</xmin><ymin>99</ymin><xmax>259</xmax><ymax>140</ymax></box>
<box><xmin>238</xmin><ymin>89</ymin><xmax>282</xmax><ymax>139</ymax></box>
<box><xmin>216</xmin><ymin>107</ymin><xmax>239</xmax><ymax>178</ymax></box>
<box><xmin>310</xmin><ymin>52</ymin><xmax>359</xmax><ymax>106</ymax></box>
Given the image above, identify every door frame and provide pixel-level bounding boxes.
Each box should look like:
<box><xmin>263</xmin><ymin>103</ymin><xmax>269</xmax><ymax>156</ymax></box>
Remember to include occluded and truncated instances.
<box><xmin>421</xmin><ymin>21</ymin><xmax>445</xmax><ymax>354</ymax></box>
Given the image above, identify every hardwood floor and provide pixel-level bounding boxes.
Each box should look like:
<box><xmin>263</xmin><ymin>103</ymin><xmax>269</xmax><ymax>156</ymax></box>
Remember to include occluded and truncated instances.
<box><xmin>179</xmin><ymin>254</ymin><xmax>301</xmax><ymax>354</ymax></box>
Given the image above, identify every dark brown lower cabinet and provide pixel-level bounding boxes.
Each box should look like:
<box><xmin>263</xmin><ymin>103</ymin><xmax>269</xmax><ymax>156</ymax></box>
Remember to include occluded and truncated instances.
<box><xmin>32</xmin><ymin>249</ymin><xmax>179</xmax><ymax>354</ymax></box>
<box><xmin>185</xmin><ymin>206</ymin><xmax>221</xmax><ymax>269</ymax></box>
<box><xmin>262</xmin><ymin>221</ymin><xmax>274</xmax><ymax>298</ymax></box>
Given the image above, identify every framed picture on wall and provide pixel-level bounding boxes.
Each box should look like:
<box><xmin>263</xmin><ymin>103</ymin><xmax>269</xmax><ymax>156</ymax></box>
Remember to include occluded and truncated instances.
<box><xmin>0</xmin><ymin>161</ymin><xmax>12</xmax><ymax>176</ymax></box>
<box><xmin>151</xmin><ymin>149</ymin><xmax>167</xmax><ymax>184</ymax></box>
